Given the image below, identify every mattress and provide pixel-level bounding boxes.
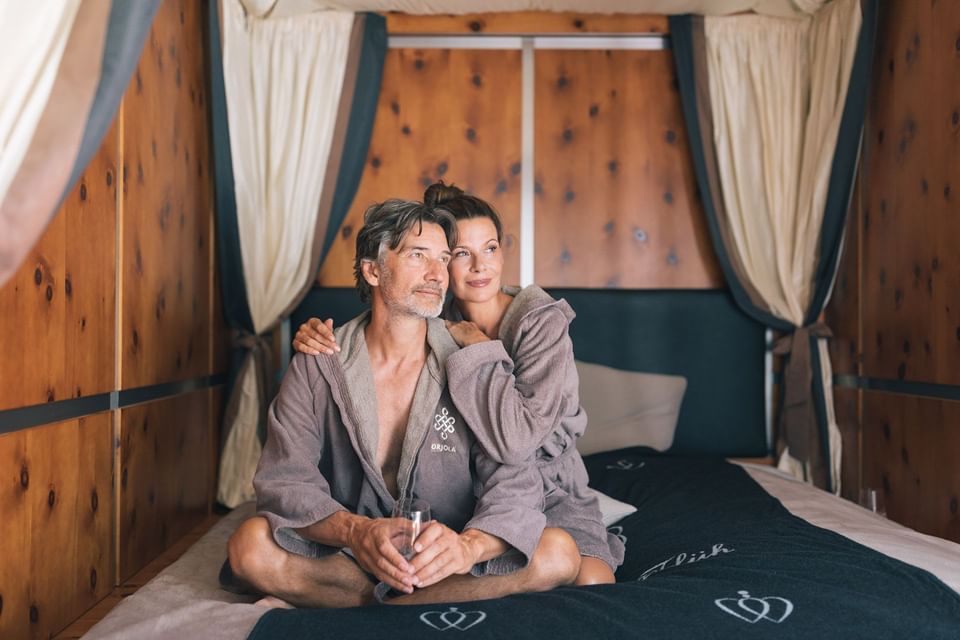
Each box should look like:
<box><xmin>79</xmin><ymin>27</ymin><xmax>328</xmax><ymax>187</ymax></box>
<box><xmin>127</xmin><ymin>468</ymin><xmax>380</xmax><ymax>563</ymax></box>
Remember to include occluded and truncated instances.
<box><xmin>82</xmin><ymin>451</ymin><xmax>960</xmax><ymax>639</ymax></box>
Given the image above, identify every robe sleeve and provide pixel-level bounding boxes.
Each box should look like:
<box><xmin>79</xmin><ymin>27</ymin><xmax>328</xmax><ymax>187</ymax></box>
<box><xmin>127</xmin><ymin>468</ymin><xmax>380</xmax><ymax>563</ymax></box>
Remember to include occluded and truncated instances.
<box><xmin>254</xmin><ymin>353</ymin><xmax>348</xmax><ymax>558</ymax></box>
<box><xmin>463</xmin><ymin>446</ymin><xmax>546</xmax><ymax>576</ymax></box>
<box><xmin>446</xmin><ymin>307</ymin><xmax>577</xmax><ymax>465</ymax></box>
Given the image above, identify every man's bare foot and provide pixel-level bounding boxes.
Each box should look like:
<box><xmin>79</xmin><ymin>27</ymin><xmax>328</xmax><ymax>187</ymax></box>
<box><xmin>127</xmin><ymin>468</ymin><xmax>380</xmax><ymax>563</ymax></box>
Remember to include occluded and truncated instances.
<box><xmin>255</xmin><ymin>595</ymin><xmax>296</xmax><ymax>609</ymax></box>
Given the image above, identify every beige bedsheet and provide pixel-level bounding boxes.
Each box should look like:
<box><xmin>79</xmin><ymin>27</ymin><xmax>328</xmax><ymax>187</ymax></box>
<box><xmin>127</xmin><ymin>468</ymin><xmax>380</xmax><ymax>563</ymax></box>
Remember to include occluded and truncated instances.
<box><xmin>82</xmin><ymin>465</ymin><xmax>960</xmax><ymax>639</ymax></box>
<box><xmin>738</xmin><ymin>463</ymin><xmax>960</xmax><ymax>594</ymax></box>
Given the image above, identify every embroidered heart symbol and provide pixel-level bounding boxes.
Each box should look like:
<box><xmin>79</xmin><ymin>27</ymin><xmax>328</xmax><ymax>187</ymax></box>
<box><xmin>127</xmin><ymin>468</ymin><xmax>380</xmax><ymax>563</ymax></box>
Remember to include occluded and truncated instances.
<box><xmin>715</xmin><ymin>596</ymin><xmax>767</xmax><ymax>624</ymax></box>
<box><xmin>715</xmin><ymin>591</ymin><xmax>794</xmax><ymax>624</ymax></box>
<box><xmin>420</xmin><ymin>606</ymin><xmax>487</xmax><ymax>631</ymax></box>
<box><xmin>758</xmin><ymin>596</ymin><xmax>793</xmax><ymax>623</ymax></box>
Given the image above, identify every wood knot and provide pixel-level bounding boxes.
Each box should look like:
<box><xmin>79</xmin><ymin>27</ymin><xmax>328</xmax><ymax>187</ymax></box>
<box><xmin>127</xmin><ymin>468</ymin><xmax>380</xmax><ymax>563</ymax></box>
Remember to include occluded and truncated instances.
<box><xmin>48</xmin><ymin>489</ymin><xmax>56</xmax><ymax>508</ymax></box>
<box><xmin>29</xmin><ymin>605</ymin><xmax>39</xmax><ymax>624</ymax></box>
<box><xmin>90</xmin><ymin>568</ymin><xmax>98</xmax><ymax>590</ymax></box>
<box><xmin>91</xmin><ymin>490</ymin><xmax>99</xmax><ymax>512</ymax></box>
<box><xmin>20</xmin><ymin>466</ymin><xmax>28</xmax><ymax>489</ymax></box>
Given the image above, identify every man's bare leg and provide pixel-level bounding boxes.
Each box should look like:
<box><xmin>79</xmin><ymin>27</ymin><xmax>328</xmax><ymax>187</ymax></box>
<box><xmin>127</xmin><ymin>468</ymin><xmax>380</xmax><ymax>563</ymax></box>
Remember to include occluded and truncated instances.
<box><xmin>228</xmin><ymin>516</ymin><xmax>375</xmax><ymax>608</ymax></box>
<box><xmin>389</xmin><ymin>528</ymin><xmax>580</xmax><ymax>605</ymax></box>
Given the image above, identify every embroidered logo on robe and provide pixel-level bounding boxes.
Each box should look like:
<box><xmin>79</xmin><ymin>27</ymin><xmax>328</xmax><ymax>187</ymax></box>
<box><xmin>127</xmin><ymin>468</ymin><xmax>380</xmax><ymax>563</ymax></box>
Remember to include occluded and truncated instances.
<box><xmin>434</xmin><ymin>407</ymin><xmax>456</xmax><ymax>440</ymax></box>
<box><xmin>420</xmin><ymin>606</ymin><xmax>487</xmax><ymax>631</ymax></box>
<box><xmin>715</xmin><ymin>590</ymin><xmax>794</xmax><ymax>624</ymax></box>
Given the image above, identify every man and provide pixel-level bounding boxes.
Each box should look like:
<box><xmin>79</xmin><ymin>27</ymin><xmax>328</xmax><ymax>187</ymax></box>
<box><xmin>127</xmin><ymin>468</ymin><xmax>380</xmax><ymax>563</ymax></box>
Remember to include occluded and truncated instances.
<box><xmin>226</xmin><ymin>200</ymin><xmax>579</xmax><ymax>607</ymax></box>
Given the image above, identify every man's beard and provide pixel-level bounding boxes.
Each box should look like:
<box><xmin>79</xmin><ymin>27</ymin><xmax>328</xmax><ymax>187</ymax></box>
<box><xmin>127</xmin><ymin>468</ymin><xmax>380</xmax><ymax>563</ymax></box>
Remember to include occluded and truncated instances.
<box><xmin>379</xmin><ymin>262</ymin><xmax>445</xmax><ymax>318</ymax></box>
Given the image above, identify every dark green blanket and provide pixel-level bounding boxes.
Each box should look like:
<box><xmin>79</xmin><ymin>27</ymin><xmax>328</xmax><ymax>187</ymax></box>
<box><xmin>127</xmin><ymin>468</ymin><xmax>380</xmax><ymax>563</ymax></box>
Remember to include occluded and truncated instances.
<box><xmin>248</xmin><ymin>449</ymin><xmax>960</xmax><ymax>638</ymax></box>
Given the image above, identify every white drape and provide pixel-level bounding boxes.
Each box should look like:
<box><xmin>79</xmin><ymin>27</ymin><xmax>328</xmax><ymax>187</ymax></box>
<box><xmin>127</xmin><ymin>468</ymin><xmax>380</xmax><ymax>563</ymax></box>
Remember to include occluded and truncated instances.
<box><xmin>217</xmin><ymin>0</ymin><xmax>354</xmax><ymax>506</ymax></box>
<box><xmin>704</xmin><ymin>0</ymin><xmax>862</xmax><ymax>492</ymax></box>
<box><xmin>240</xmin><ymin>0</ymin><xmax>825</xmax><ymax>20</ymax></box>
<box><xmin>222</xmin><ymin>0</ymin><xmax>353</xmax><ymax>333</ymax></box>
<box><xmin>0</xmin><ymin>2</ymin><xmax>81</xmax><ymax>217</ymax></box>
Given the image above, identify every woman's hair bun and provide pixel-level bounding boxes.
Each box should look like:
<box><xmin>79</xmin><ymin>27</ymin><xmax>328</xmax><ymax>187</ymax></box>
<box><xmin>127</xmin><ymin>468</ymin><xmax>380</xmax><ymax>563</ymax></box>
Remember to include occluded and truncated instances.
<box><xmin>424</xmin><ymin>180</ymin><xmax>464</xmax><ymax>207</ymax></box>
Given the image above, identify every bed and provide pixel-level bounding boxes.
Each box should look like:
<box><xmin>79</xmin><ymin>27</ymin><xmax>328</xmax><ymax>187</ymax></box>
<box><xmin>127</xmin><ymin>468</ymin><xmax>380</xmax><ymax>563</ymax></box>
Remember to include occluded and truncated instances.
<box><xmin>82</xmin><ymin>448</ymin><xmax>960</xmax><ymax>639</ymax></box>
<box><xmin>81</xmin><ymin>289</ymin><xmax>960</xmax><ymax>638</ymax></box>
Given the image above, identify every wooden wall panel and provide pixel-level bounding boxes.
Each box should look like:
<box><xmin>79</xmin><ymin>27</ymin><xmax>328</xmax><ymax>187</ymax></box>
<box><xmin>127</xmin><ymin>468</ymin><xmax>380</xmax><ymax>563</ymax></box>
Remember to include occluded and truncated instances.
<box><xmin>833</xmin><ymin>386</ymin><xmax>861</xmax><ymax>503</ymax></box>
<box><xmin>319</xmin><ymin>48</ymin><xmax>523</xmax><ymax>287</ymax></box>
<box><xmin>533</xmin><ymin>49</ymin><xmax>721</xmax><ymax>288</ymax></box>
<box><xmin>860</xmin><ymin>0</ymin><xmax>960</xmax><ymax>385</ymax></box>
<box><xmin>826</xmin><ymin>176</ymin><xmax>860</xmax><ymax>376</ymax></box>
<box><xmin>0</xmin><ymin>414</ymin><xmax>113</xmax><ymax>639</ymax></box>
<box><xmin>121</xmin><ymin>0</ymin><xmax>213</xmax><ymax>389</ymax></box>
<box><xmin>0</xmin><ymin>126</ymin><xmax>117</xmax><ymax>411</ymax></box>
<box><xmin>119</xmin><ymin>390</ymin><xmax>210</xmax><ymax>581</ymax></box>
<box><xmin>862</xmin><ymin>392</ymin><xmax>960</xmax><ymax>543</ymax></box>
<box><xmin>386</xmin><ymin>12</ymin><xmax>668</xmax><ymax>34</ymax></box>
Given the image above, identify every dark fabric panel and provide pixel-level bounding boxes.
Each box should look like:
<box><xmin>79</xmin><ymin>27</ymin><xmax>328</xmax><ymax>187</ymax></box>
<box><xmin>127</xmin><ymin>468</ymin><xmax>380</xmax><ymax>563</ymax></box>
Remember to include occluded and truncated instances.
<box><xmin>62</xmin><ymin>0</ymin><xmax>161</xmax><ymax>207</ymax></box>
<box><xmin>805</xmin><ymin>0</ymin><xmax>879</xmax><ymax>322</ymax></box>
<box><xmin>549</xmin><ymin>289</ymin><xmax>767</xmax><ymax>457</ymax></box>
<box><xmin>208</xmin><ymin>0</ymin><xmax>254</xmax><ymax>333</ymax></box>
<box><xmin>290</xmin><ymin>287</ymin><xmax>370</xmax><ymax>334</ymax></box>
<box><xmin>320</xmin><ymin>13</ymin><xmax>387</xmax><ymax>263</ymax></box>
<box><xmin>668</xmin><ymin>15</ymin><xmax>791</xmax><ymax>332</ymax></box>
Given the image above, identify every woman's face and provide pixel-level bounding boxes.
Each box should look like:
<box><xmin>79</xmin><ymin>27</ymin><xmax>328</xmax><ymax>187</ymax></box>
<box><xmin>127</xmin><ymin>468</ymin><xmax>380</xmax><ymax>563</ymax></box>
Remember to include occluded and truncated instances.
<box><xmin>448</xmin><ymin>217</ymin><xmax>503</xmax><ymax>304</ymax></box>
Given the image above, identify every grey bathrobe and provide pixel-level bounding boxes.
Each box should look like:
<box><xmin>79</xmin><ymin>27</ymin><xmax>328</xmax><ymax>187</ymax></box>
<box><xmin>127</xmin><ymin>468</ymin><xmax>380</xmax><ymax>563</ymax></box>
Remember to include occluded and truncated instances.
<box><xmin>254</xmin><ymin>313</ymin><xmax>546</xmax><ymax>577</ymax></box>
<box><xmin>445</xmin><ymin>285</ymin><xmax>625</xmax><ymax>571</ymax></box>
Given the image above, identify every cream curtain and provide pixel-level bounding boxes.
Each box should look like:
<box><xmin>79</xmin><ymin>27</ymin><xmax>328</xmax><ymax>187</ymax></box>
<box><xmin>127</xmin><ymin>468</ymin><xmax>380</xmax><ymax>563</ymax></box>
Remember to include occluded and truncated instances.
<box><xmin>240</xmin><ymin>0</ymin><xmax>826</xmax><ymax>20</ymax></box>
<box><xmin>216</xmin><ymin>0</ymin><xmax>355</xmax><ymax>507</ymax></box>
<box><xmin>703</xmin><ymin>0</ymin><xmax>862</xmax><ymax>492</ymax></box>
<box><xmin>0</xmin><ymin>2</ymin><xmax>81</xmax><ymax>223</ymax></box>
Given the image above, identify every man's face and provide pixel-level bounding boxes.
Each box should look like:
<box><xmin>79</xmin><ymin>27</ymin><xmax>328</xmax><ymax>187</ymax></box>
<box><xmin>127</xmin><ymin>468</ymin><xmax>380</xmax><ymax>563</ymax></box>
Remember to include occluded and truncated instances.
<box><xmin>373</xmin><ymin>222</ymin><xmax>451</xmax><ymax>318</ymax></box>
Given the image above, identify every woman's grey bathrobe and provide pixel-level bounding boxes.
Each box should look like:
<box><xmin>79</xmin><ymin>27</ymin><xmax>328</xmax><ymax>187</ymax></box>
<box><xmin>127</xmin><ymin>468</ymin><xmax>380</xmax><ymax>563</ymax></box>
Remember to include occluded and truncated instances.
<box><xmin>254</xmin><ymin>314</ymin><xmax>546</xmax><ymax>577</ymax></box>
<box><xmin>446</xmin><ymin>285</ymin><xmax>625</xmax><ymax>571</ymax></box>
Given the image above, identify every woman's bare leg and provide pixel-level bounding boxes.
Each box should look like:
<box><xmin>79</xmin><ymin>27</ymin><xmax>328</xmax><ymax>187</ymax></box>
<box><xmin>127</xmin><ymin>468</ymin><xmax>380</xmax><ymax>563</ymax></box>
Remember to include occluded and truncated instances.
<box><xmin>574</xmin><ymin>556</ymin><xmax>615</xmax><ymax>586</ymax></box>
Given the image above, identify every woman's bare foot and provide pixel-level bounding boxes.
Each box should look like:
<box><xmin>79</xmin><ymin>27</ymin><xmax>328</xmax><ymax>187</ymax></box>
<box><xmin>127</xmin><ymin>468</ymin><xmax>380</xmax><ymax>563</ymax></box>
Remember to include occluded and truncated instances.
<box><xmin>255</xmin><ymin>595</ymin><xmax>295</xmax><ymax>609</ymax></box>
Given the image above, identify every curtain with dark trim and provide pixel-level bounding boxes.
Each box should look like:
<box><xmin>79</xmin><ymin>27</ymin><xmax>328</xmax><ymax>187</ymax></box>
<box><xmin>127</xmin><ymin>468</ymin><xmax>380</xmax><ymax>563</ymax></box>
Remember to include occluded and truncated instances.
<box><xmin>209</xmin><ymin>2</ymin><xmax>386</xmax><ymax>507</ymax></box>
<box><xmin>670</xmin><ymin>0</ymin><xmax>877</xmax><ymax>492</ymax></box>
<box><xmin>0</xmin><ymin>0</ymin><xmax>159</xmax><ymax>288</ymax></box>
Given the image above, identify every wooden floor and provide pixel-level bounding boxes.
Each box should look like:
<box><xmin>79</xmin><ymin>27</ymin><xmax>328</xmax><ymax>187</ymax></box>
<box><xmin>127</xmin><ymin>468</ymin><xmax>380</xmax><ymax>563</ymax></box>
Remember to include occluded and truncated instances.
<box><xmin>55</xmin><ymin>514</ymin><xmax>223</xmax><ymax>639</ymax></box>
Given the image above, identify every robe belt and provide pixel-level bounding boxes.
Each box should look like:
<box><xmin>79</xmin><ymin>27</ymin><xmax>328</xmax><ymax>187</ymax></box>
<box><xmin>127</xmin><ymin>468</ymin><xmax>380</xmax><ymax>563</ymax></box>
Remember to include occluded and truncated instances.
<box><xmin>772</xmin><ymin>322</ymin><xmax>833</xmax><ymax>488</ymax></box>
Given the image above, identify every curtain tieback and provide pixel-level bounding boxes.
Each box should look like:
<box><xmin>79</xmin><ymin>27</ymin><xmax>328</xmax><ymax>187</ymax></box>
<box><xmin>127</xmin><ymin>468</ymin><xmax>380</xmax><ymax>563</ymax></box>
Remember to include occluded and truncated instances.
<box><xmin>230</xmin><ymin>329</ymin><xmax>275</xmax><ymax>442</ymax></box>
<box><xmin>772</xmin><ymin>322</ymin><xmax>832</xmax><ymax>487</ymax></box>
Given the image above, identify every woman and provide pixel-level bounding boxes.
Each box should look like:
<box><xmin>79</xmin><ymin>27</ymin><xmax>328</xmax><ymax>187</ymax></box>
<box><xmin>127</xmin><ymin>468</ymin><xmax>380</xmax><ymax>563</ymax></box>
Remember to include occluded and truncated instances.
<box><xmin>293</xmin><ymin>182</ymin><xmax>623</xmax><ymax>584</ymax></box>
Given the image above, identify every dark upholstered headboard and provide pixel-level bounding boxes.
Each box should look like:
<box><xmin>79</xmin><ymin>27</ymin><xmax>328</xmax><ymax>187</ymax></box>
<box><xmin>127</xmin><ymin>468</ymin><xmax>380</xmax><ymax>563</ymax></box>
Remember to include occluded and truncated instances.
<box><xmin>548</xmin><ymin>289</ymin><xmax>767</xmax><ymax>457</ymax></box>
<box><xmin>291</xmin><ymin>287</ymin><xmax>767</xmax><ymax>458</ymax></box>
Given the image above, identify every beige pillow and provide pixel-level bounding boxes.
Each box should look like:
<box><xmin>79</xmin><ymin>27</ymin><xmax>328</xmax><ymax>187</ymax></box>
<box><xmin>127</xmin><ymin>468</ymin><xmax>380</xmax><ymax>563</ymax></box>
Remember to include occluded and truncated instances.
<box><xmin>575</xmin><ymin>360</ymin><xmax>687</xmax><ymax>455</ymax></box>
<box><xmin>587</xmin><ymin>488</ymin><xmax>638</xmax><ymax>526</ymax></box>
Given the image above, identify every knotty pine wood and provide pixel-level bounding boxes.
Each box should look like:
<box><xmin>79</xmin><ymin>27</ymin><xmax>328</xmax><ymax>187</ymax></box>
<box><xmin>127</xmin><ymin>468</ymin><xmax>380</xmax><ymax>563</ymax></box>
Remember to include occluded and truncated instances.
<box><xmin>385</xmin><ymin>11</ymin><xmax>668</xmax><ymax>34</ymax></box>
<box><xmin>862</xmin><ymin>391</ymin><xmax>960</xmax><ymax>543</ymax></box>
<box><xmin>0</xmin><ymin>414</ymin><xmax>114</xmax><ymax>640</ymax></box>
<box><xmin>120</xmin><ymin>0</ymin><xmax>214</xmax><ymax>389</ymax></box>
<box><xmin>860</xmin><ymin>0</ymin><xmax>960</xmax><ymax>385</ymax></box>
<box><xmin>118</xmin><ymin>390</ymin><xmax>212</xmax><ymax>581</ymax></box>
<box><xmin>319</xmin><ymin>48</ymin><xmax>523</xmax><ymax>286</ymax></box>
<box><xmin>0</xmin><ymin>125</ymin><xmax>118</xmax><ymax>411</ymax></box>
<box><xmin>533</xmin><ymin>49</ymin><xmax>721</xmax><ymax>288</ymax></box>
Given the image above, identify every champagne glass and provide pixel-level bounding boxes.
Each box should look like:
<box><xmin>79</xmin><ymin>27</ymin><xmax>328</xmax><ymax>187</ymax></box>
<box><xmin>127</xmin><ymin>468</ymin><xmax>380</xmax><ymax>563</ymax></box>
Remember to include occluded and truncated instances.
<box><xmin>392</xmin><ymin>498</ymin><xmax>430</xmax><ymax>560</ymax></box>
<box><xmin>858</xmin><ymin>487</ymin><xmax>886</xmax><ymax>517</ymax></box>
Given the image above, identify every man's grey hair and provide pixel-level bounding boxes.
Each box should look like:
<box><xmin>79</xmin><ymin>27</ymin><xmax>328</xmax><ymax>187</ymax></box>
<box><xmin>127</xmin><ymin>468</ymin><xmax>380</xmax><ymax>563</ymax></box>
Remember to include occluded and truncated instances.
<box><xmin>353</xmin><ymin>199</ymin><xmax>457</xmax><ymax>303</ymax></box>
